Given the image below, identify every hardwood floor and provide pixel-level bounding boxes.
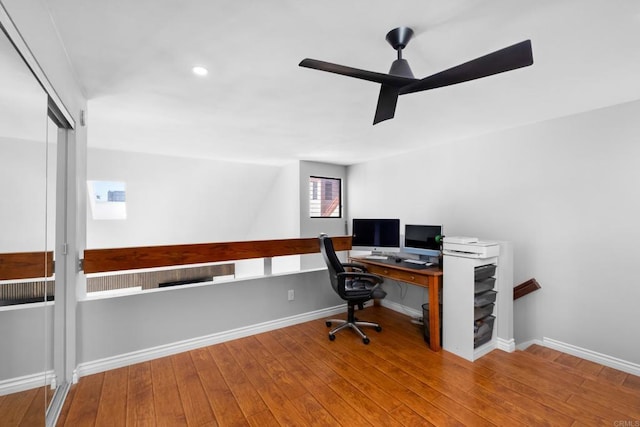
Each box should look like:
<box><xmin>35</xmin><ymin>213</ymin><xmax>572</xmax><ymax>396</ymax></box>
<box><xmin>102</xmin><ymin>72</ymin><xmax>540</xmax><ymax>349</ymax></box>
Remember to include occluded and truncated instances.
<box><xmin>0</xmin><ymin>385</ymin><xmax>54</xmax><ymax>426</ymax></box>
<box><xmin>52</xmin><ymin>306</ymin><xmax>639</xmax><ymax>426</ymax></box>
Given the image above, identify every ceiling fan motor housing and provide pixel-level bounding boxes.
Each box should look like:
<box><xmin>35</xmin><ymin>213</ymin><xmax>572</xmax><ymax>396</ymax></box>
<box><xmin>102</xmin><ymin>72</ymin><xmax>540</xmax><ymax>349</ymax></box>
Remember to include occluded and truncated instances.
<box><xmin>389</xmin><ymin>59</ymin><xmax>414</xmax><ymax>78</ymax></box>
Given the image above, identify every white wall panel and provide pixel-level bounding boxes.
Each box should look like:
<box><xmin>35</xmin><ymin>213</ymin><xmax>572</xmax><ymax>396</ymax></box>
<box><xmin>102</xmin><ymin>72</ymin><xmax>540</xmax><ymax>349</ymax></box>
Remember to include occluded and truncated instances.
<box><xmin>86</xmin><ymin>148</ymin><xmax>283</xmax><ymax>248</ymax></box>
<box><xmin>347</xmin><ymin>99</ymin><xmax>640</xmax><ymax>365</ymax></box>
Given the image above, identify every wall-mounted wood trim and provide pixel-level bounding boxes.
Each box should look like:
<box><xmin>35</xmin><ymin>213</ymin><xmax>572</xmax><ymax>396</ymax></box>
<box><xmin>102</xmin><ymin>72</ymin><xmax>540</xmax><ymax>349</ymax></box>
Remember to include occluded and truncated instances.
<box><xmin>513</xmin><ymin>278</ymin><xmax>541</xmax><ymax>300</ymax></box>
<box><xmin>84</xmin><ymin>236</ymin><xmax>352</xmax><ymax>274</ymax></box>
<box><xmin>0</xmin><ymin>251</ymin><xmax>54</xmax><ymax>280</ymax></box>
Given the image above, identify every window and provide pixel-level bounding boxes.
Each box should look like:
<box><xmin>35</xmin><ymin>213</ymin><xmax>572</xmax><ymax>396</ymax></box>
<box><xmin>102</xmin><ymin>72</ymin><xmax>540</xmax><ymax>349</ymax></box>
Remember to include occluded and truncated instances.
<box><xmin>87</xmin><ymin>180</ymin><xmax>127</xmax><ymax>220</ymax></box>
<box><xmin>309</xmin><ymin>176</ymin><xmax>341</xmax><ymax>218</ymax></box>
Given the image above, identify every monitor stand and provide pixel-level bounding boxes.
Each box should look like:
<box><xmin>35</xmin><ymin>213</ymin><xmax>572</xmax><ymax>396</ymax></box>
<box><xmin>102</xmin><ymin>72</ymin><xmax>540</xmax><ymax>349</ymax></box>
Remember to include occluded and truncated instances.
<box><xmin>365</xmin><ymin>251</ymin><xmax>388</xmax><ymax>260</ymax></box>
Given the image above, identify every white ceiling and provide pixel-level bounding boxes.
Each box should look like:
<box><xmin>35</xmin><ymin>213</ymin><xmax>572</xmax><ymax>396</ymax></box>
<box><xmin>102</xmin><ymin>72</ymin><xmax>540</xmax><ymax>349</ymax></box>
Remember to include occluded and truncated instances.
<box><xmin>41</xmin><ymin>0</ymin><xmax>640</xmax><ymax>165</ymax></box>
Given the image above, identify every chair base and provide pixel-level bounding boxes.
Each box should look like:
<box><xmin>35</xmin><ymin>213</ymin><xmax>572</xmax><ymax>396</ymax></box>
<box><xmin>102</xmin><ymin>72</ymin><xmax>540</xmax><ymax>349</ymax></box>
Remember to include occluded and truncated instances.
<box><xmin>326</xmin><ymin>318</ymin><xmax>382</xmax><ymax>345</ymax></box>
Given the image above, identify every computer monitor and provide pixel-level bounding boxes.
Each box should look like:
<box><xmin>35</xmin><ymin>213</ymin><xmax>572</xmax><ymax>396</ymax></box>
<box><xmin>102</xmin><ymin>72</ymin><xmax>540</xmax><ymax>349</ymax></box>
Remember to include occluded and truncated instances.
<box><xmin>351</xmin><ymin>218</ymin><xmax>401</xmax><ymax>253</ymax></box>
<box><xmin>404</xmin><ymin>224</ymin><xmax>443</xmax><ymax>258</ymax></box>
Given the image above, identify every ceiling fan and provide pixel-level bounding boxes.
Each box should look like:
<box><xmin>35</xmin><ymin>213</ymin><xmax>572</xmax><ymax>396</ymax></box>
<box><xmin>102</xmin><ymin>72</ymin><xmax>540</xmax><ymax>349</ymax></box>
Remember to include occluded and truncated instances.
<box><xmin>299</xmin><ymin>27</ymin><xmax>533</xmax><ymax>125</ymax></box>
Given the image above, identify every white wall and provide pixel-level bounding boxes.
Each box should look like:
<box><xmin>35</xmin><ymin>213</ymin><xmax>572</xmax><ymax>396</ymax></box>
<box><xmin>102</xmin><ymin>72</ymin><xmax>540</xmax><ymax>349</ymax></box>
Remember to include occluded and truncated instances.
<box><xmin>77</xmin><ymin>270</ymin><xmax>341</xmax><ymax>364</ymax></box>
<box><xmin>86</xmin><ymin>154</ymin><xmax>349</xmax><ymax>247</ymax></box>
<box><xmin>0</xmin><ymin>304</ymin><xmax>53</xmax><ymax>382</ymax></box>
<box><xmin>299</xmin><ymin>161</ymin><xmax>348</xmax><ymax>269</ymax></box>
<box><xmin>87</xmin><ymin>148</ymin><xmax>289</xmax><ymax>248</ymax></box>
<box><xmin>246</xmin><ymin>161</ymin><xmax>300</xmax><ymax>240</ymax></box>
<box><xmin>347</xmin><ymin>99</ymin><xmax>640</xmax><ymax>366</ymax></box>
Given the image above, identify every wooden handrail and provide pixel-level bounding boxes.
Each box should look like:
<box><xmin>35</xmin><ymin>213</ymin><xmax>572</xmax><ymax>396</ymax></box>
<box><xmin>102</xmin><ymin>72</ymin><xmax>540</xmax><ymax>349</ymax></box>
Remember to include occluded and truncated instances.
<box><xmin>0</xmin><ymin>251</ymin><xmax>54</xmax><ymax>281</ymax></box>
<box><xmin>84</xmin><ymin>236</ymin><xmax>352</xmax><ymax>274</ymax></box>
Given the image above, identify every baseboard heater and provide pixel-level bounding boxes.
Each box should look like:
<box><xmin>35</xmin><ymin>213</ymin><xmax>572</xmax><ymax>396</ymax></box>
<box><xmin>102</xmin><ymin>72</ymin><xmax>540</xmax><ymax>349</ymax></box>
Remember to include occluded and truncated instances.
<box><xmin>158</xmin><ymin>277</ymin><xmax>211</xmax><ymax>288</ymax></box>
<box><xmin>0</xmin><ymin>295</ymin><xmax>54</xmax><ymax>306</ymax></box>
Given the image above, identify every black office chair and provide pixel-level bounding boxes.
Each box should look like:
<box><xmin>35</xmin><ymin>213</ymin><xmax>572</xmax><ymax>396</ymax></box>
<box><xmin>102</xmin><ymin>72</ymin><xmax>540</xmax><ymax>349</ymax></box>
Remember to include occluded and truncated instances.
<box><xmin>319</xmin><ymin>233</ymin><xmax>387</xmax><ymax>344</ymax></box>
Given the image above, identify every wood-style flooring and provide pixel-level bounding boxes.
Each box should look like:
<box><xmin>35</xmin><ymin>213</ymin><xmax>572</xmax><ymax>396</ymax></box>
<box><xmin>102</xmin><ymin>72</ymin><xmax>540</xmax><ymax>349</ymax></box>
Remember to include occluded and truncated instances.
<box><xmin>8</xmin><ymin>305</ymin><xmax>640</xmax><ymax>426</ymax></box>
<box><xmin>0</xmin><ymin>383</ymin><xmax>54</xmax><ymax>426</ymax></box>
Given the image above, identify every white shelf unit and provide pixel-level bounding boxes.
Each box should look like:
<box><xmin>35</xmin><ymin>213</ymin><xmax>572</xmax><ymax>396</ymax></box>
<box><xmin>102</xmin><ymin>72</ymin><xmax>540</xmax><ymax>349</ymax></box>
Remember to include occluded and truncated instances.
<box><xmin>443</xmin><ymin>249</ymin><xmax>500</xmax><ymax>362</ymax></box>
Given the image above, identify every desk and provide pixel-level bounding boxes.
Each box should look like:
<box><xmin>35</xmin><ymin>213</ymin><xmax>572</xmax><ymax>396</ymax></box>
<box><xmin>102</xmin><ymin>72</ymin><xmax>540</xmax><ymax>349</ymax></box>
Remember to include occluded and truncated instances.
<box><xmin>351</xmin><ymin>257</ymin><xmax>443</xmax><ymax>351</ymax></box>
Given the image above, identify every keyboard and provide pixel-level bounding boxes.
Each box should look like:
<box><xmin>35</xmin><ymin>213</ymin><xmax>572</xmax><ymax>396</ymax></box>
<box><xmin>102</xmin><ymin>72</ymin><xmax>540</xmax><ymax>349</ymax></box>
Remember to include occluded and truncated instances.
<box><xmin>366</xmin><ymin>255</ymin><xmax>388</xmax><ymax>260</ymax></box>
<box><xmin>404</xmin><ymin>259</ymin><xmax>427</xmax><ymax>265</ymax></box>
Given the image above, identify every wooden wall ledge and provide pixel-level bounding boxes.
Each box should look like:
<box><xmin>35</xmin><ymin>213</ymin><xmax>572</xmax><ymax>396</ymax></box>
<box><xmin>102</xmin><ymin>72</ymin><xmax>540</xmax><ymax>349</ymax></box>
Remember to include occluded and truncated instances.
<box><xmin>83</xmin><ymin>236</ymin><xmax>352</xmax><ymax>274</ymax></box>
<box><xmin>513</xmin><ymin>278</ymin><xmax>541</xmax><ymax>300</ymax></box>
<box><xmin>0</xmin><ymin>251</ymin><xmax>54</xmax><ymax>281</ymax></box>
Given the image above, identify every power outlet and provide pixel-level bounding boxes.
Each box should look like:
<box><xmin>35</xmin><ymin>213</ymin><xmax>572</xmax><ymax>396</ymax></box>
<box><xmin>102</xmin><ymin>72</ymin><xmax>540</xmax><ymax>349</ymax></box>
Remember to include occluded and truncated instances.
<box><xmin>287</xmin><ymin>289</ymin><xmax>294</xmax><ymax>301</ymax></box>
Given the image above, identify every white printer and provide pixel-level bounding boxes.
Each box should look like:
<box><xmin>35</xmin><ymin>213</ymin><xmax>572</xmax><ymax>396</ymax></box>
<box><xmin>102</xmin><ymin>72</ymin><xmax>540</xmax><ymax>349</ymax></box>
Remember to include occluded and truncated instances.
<box><xmin>442</xmin><ymin>236</ymin><xmax>500</xmax><ymax>259</ymax></box>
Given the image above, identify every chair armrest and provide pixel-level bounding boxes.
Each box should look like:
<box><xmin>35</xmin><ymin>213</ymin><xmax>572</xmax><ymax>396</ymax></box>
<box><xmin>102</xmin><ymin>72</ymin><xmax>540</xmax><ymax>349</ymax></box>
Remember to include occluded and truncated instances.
<box><xmin>337</xmin><ymin>271</ymin><xmax>384</xmax><ymax>284</ymax></box>
<box><xmin>341</xmin><ymin>262</ymin><xmax>367</xmax><ymax>272</ymax></box>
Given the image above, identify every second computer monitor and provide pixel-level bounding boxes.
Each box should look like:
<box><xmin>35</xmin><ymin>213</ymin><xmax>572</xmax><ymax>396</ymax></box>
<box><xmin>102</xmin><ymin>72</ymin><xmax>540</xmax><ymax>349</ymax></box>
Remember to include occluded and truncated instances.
<box><xmin>404</xmin><ymin>224</ymin><xmax>442</xmax><ymax>257</ymax></box>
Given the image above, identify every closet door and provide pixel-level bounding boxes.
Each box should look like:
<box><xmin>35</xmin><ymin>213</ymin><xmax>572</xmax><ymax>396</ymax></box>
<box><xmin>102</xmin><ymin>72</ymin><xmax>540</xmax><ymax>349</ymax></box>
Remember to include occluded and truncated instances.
<box><xmin>0</xmin><ymin>25</ymin><xmax>51</xmax><ymax>425</ymax></box>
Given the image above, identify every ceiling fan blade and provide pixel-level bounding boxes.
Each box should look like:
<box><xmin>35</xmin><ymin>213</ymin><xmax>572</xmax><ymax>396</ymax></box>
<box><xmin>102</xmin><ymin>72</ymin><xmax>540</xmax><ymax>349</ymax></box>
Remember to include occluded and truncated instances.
<box><xmin>299</xmin><ymin>58</ymin><xmax>417</xmax><ymax>87</ymax></box>
<box><xmin>399</xmin><ymin>40</ymin><xmax>533</xmax><ymax>95</ymax></box>
<box><xmin>373</xmin><ymin>84</ymin><xmax>400</xmax><ymax>125</ymax></box>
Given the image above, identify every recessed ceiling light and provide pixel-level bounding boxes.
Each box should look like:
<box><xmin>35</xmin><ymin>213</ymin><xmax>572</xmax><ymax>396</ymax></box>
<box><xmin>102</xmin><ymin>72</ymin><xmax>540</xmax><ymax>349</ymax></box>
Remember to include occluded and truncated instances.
<box><xmin>192</xmin><ymin>66</ymin><xmax>208</xmax><ymax>76</ymax></box>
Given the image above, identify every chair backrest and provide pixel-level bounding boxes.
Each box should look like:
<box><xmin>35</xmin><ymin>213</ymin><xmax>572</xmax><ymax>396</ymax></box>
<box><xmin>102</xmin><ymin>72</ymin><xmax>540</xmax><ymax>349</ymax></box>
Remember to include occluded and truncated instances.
<box><xmin>318</xmin><ymin>233</ymin><xmax>344</xmax><ymax>295</ymax></box>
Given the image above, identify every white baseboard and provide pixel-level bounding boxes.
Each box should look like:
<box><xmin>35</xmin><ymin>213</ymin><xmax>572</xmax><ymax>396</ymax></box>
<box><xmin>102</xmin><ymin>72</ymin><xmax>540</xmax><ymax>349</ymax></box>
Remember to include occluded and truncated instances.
<box><xmin>497</xmin><ymin>337</ymin><xmax>516</xmax><ymax>353</ymax></box>
<box><xmin>76</xmin><ymin>305</ymin><xmax>346</xmax><ymax>378</ymax></box>
<box><xmin>515</xmin><ymin>338</ymin><xmax>543</xmax><ymax>351</ymax></box>
<box><xmin>0</xmin><ymin>370</ymin><xmax>55</xmax><ymax>396</ymax></box>
<box><xmin>542</xmin><ymin>337</ymin><xmax>640</xmax><ymax>377</ymax></box>
<box><xmin>380</xmin><ymin>299</ymin><xmax>422</xmax><ymax>318</ymax></box>
<box><xmin>516</xmin><ymin>337</ymin><xmax>640</xmax><ymax>376</ymax></box>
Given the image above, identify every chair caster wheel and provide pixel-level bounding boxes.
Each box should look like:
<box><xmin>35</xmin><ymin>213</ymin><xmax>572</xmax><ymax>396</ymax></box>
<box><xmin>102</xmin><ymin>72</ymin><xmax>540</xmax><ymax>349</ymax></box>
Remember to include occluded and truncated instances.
<box><xmin>325</xmin><ymin>321</ymin><xmax>332</xmax><ymax>327</ymax></box>
<box><xmin>329</xmin><ymin>334</ymin><xmax>336</xmax><ymax>341</ymax></box>
<box><xmin>363</xmin><ymin>337</ymin><xmax>370</xmax><ymax>345</ymax></box>
<box><xmin>375</xmin><ymin>326</ymin><xmax>382</xmax><ymax>332</ymax></box>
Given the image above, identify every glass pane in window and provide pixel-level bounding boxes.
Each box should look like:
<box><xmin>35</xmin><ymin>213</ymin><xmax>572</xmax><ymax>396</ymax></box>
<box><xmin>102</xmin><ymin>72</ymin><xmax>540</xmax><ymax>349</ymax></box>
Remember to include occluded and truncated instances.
<box><xmin>87</xmin><ymin>180</ymin><xmax>127</xmax><ymax>219</ymax></box>
<box><xmin>309</xmin><ymin>176</ymin><xmax>341</xmax><ymax>218</ymax></box>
